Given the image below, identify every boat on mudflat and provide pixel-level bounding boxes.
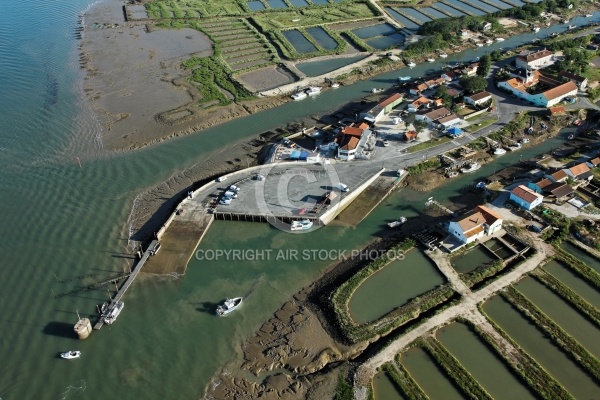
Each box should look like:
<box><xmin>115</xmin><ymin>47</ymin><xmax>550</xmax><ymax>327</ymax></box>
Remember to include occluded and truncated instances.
<box><xmin>388</xmin><ymin>216</ymin><xmax>407</xmax><ymax>228</ymax></box>
<box><xmin>60</xmin><ymin>351</ymin><xmax>81</xmax><ymax>360</ymax></box>
<box><xmin>305</xmin><ymin>86</ymin><xmax>321</xmax><ymax>96</ymax></box>
<box><xmin>216</xmin><ymin>297</ymin><xmax>242</xmax><ymax>316</ymax></box>
<box><xmin>102</xmin><ymin>301</ymin><xmax>124</xmax><ymax>325</ymax></box>
<box><xmin>460</xmin><ymin>162</ymin><xmax>481</xmax><ymax>173</ymax></box>
<box><xmin>291</xmin><ymin>91</ymin><xmax>307</xmax><ymax>100</ymax></box>
<box><xmin>494</xmin><ymin>147</ymin><xmax>507</xmax><ymax>155</ymax></box>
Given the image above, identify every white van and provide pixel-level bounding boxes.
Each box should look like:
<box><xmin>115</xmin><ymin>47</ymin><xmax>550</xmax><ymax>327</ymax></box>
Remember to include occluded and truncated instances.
<box><xmin>216</xmin><ymin>176</ymin><xmax>226</xmax><ymax>182</ymax></box>
<box><xmin>338</xmin><ymin>183</ymin><xmax>349</xmax><ymax>192</ymax></box>
<box><xmin>220</xmin><ymin>198</ymin><xmax>232</xmax><ymax>205</ymax></box>
<box><xmin>224</xmin><ymin>191</ymin><xmax>238</xmax><ymax>198</ymax></box>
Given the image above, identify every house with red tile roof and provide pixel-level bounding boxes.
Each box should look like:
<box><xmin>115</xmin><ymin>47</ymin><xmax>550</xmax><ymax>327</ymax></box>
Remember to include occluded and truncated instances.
<box><xmin>448</xmin><ymin>205</ymin><xmax>503</xmax><ymax>244</ymax></box>
<box><xmin>563</xmin><ymin>162</ymin><xmax>593</xmax><ymax>181</ymax></box>
<box><xmin>498</xmin><ymin>68</ymin><xmax>578</xmax><ymax>107</ymax></box>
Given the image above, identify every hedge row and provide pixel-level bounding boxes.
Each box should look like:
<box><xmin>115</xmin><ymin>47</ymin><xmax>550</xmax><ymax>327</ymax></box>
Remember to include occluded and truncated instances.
<box><xmin>477</xmin><ymin>306</ymin><xmax>573</xmax><ymax>399</ymax></box>
<box><xmin>553</xmin><ymin>247</ymin><xmax>600</xmax><ymax>289</ymax></box>
<box><xmin>531</xmin><ymin>269</ymin><xmax>600</xmax><ymax>327</ymax></box>
<box><xmin>502</xmin><ymin>287</ymin><xmax>600</xmax><ymax>381</ymax></box>
<box><xmin>383</xmin><ymin>361</ymin><xmax>427</xmax><ymax>400</ymax></box>
<box><xmin>419</xmin><ymin>338</ymin><xmax>492</xmax><ymax>400</ymax></box>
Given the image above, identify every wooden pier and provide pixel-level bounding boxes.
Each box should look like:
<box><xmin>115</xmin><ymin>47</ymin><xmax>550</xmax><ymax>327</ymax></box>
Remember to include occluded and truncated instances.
<box><xmin>93</xmin><ymin>239</ymin><xmax>157</xmax><ymax>330</ymax></box>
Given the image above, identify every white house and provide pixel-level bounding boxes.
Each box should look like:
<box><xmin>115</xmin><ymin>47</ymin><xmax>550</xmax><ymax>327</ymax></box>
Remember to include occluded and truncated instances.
<box><xmin>448</xmin><ymin>205</ymin><xmax>503</xmax><ymax>244</ymax></box>
<box><xmin>464</xmin><ymin>91</ymin><xmax>492</xmax><ymax>107</ymax></box>
<box><xmin>436</xmin><ymin>113</ymin><xmax>462</xmax><ymax>130</ymax></box>
<box><xmin>515</xmin><ymin>49</ymin><xmax>554</xmax><ymax>70</ymax></box>
<box><xmin>336</xmin><ymin>123</ymin><xmax>370</xmax><ymax>160</ymax></box>
<box><xmin>509</xmin><ymin>185</ymin><xmax>544</xmax><ymax>210</ymax></box>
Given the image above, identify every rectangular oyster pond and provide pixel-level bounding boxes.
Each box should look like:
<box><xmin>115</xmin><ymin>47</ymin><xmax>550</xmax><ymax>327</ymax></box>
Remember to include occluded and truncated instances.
<box><xmin>348</xmin><ymin>249</ymin><xmax>446</xmax><ymax>324</ymax></box>
<box><xmin>306</xmin><ymin>27</ymin><xmax>338</xmax><ymax>50</ymax></box>
<box><xmin>247</xmin><ymin>1</ymin><xmax>266</xmax><ymax>11</ymax></box>
<box><xmin>352</xmin><ymin>23</ymin><xmax>398</xmax><ymax>39</ymax></box>
<box><xmin>372</xmin><ymin>371</ymin><xmax>405</xmax><ymax>400</ymax></box>
<box><xmin>282</xmin><ymin>29</ymin><xmax>317</xmax><ymax>53</ymax></box>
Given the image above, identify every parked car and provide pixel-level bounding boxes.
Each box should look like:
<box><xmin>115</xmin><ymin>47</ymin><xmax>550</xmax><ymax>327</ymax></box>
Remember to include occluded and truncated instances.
<box><xmin>229</xmin><ymin>185</ymin><xmax>239</xmax><ymax>192</ymax></box>
<box><xmin>220</xmin><ymin>198</ymin><xmax>232</xmax><ymax>205</ymax></box>
<box><xmin>527</xmin><ymin>225</ymin><xmax>542</xmax><ymax>233</ymax></box>
<box><xmin>216</xmin><ymin>176</ymin><xmax>226</xmax><ymax>182</ymax></box>
<box><xmin>150</xmin><ymin>242</ymin><xmax>161</xmax><ymax>255</ymax></box>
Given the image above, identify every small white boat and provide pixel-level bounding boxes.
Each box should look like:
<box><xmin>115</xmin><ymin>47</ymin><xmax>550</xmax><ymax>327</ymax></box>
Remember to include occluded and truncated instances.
<box><xmin>427</xmin><ymin>58</ymin><xmax>435</xmax><ymax>62</ymax></box>
<box><xmin>291</xmin><ymin>91</ymin><xmax>307</xmax><ymax>100</ymax></box>
<box><xmin>476</xmin><ymin>43</ymin><xmax>484</xmax><ymax>47</ymax></box>
<box><xmin>388</xmin><ymin>216</ymin><xmax>407</xmax><ymax>228</ymax></box>
<box><xmin>509</xmin><ymin>143</ymin><xmax>522</xmax><ymax>151</ymax></box>
<box><xmin>485</xmin><ymin>39</ymin><xmax>493</xmax><ymax>44</ymax></box>
<box><xmin>493</xmin><ymin>147</ymin><xmax>506</xmax><ymax>155</ymax></box>
<box><xmin>520</xmin><ymin>138</ymin><xmax>529</xmax><ymax>144</ymax></box>
<box><xmin>532</xmin><ymin>26</ymin><xmax>540</xmax><ymax>32</ymax></box>
<box><xmin>568</xmin><ymin>25</ymin><xmax>576</xmax><ymax>30</ymax></box>
<box><xmin>305</xmin><ymin>86</ymin><xmax>321</xmax><ymax>96</ymax></box>
<box><xmin>330</xmin><ymin>82</ymin><xmax>340</xmax><ymax>88</ymax></box>
<box><xmin>495</xmin><ymin>37</ymin><xmax>505</xmax><ymax>42</ymax></box>
<box><xmin>301</xmin><ymin>219</ymin><xmax>313</xmax><ymax>229</ymax></box>
<box><xmin>398</xmin><ymin>76</ymin><xmax>411</xmax><ymax>81</ymax></box>
<box><xmin>102</xmin><ymin>301</ymin><xmax>124</xmax><ymax>325</ymax></box>
<box><xmin>563</xmin><ymin>19</ymin><xmax>569</xmax><ymax>23</ymax></box>
<box><xmin>407</xmin><ymin>61</ymin><xmax>416</xmax><ymax>67</ymax></box>
<box><xmin>383</xmin><ymin>140</ymin><xmax>390</xmax><ymax>147</ymax></box>
<box><xmin>447</xmin><ymin>171</ymin><xmax>459</xmax><ymax>178</ymax></box>
<box><xmin>460</xmin><ymin>162</ymin><xmax>481</xmax><ymax>173</ymax></box>
<box><xmin>60</xmin><ymin>351</ymin><xmax>81</xmax><ymax>360</ymax></box>
<box><xmin>550</xmin><ymin>32</ymin><xmax>559</xmax><ymax>37</ymax></box>
<box><xmin>372</xmin><ymin>88</ymin><xmax>384</xmax><ymax>93</ymax></box>
<box><xmin>585</xmin><ymin>14</ymin><xmax>592</xmax><ymax>17</ymax></box>
<box><xmin>216</xmin><ymin>297</ymin><xmax>242</xmax><ymax>316</ymax></box>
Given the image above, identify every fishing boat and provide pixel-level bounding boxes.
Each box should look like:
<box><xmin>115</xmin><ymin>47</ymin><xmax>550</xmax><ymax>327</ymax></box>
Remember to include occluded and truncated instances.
<box><xmin>102</xmin><ymin>301</ymin><xmax>124</xmax><ymax>325</ymax></box>
<box><xmin>291</xmin><ymin>219</ymin><xmax>313</xmax><ymax>231</ymax></box>
<box><xmin>330</xmin><ymin>82</ymin><xmax>340</xmax><ymax>88</ymax></box>
<box><xmin>585</xmin><ymin>14</ymin><xmax>592</xmax><ymax>17</ymax></box>
<box><xmin>398</xmin><ymin>76</ymin><xmax>411</xmax><ymax>81</ymax></box>
<box><xmin>550</xmin><ymin>32</ymin><xmax>559</xmax><ymax>37</ymax></box>
<box><xmin>216</xmin><ymin>297</ymin><xmax>242</xmax><ymax>316</ymax></box>
<box><xmin>305</xmin><ymin>86</ymin><xmax>321</xmax><ymax>96</ymax></box>
<box><xmin>371</xmin><ymin>88</ymin><xmax>384</xmax><ymax>93</ymax></box>
<box><xmin>291</xmin><ymin>91</ymin><xmax>307</xmax><ymax>100</ymax></box>
<box><xmin>406</xmin><ymin>60</ymin><xmax>416</xmax><ymax>68</ymax></box>
<box><xmin>427</xmin><ymin>57</ymin><xmax>435</xmax><ymax>62</ymax></box>
<box><xmin>388</xmin><ymin>216</ymin><xmax>407</xmax><ymax>228</ymax></box>
<box><xmin>532</xmin><ymin>26</ymin><xmax>540</xmax><ymax>32</ymax></box>
<box><xmin>568</xmin><ymin>25</ymin><xmax>576</xmax><ymax>30</ymax></box>
<box><xmin>485</xmin><ymin>39</ymin><xmax>493</xmax><ymax>44</ymax></box>
<box><xmin>509</xmin><ymin>143</ymin><xmax>522</xmax><ymax>151</ymax></box>
<box><xmin>60</xmin><ymin>351</ymin><xmax>81</xmax><ymax>359</ymax></box>
<box><xmin>493</xmin><ymin>147</ymin><xmax>506</xmax><ymax>155</ymax></box>
<box><xmin>495</xmin><ymin>37</ymin><xmax>505</xmax><ymax>42</ymax></box>
<box><xmin>447</xmin><ymin>171</ymin><xmax>459</xmax><ymax>178</ymax></box>
<box><xmin>460</xmin><ymin>162</ymin><xmax>481</xmax><ymax>173</ymax></box>
<box><xmin>476</xmin><ymin>43</ymin><xmax>484</xmax><ymax>47</ymax></box>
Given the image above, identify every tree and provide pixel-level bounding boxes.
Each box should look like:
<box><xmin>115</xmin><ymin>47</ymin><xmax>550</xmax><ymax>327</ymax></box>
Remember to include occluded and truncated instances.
<box><xmin>490</xmin><ymin>50</ymin><xmax>502</xmax><ymax>61</ymax></box>
<box><xmin>413</xmin><ymin>120</ymin><xmax>428</xmax><ymax>136</ymax></box>
<box><xmin>435</xmin><ymin>85</ymin><xmax>453</xmax><ymax>108</ymax></box>
<box><xmin>477</xmin><ymin>54</ymin><xmax>491</xmax><ymax>77</ymax></box>
<box><xmin>460</xmin><ymin>76</ymin><xmax>488</xmax><ymax>94</ymax></box>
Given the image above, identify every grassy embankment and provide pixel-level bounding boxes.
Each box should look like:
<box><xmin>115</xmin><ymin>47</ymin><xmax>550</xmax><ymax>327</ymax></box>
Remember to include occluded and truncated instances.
<box><xmin>502</xmin><ymin>287</ymin><xmax>600</xmax><ymax>381</ymax></box>
<box><xmin>530</xmin><ymin>269</ymin><xmax>600</xmax><ymax>327</ymax></box>
<box><xmin>383</xmin><ymin>361</ymin><xmax>428</xmax><ymax>400</ymax></box>
<box><xmin>554</xmin><ymin>247</ymin><xmax>600</xmax><ymax>289</ymax></box>
<box><xmin>418</xmin><ymin>338</ymin><xmax>492</xmax><ymax>400</ymax></box>
<box><xmin>459</xmin><ymin>316</ymin><xmax>572</xmax><ymax>399</ymax></box>
<box><xmin>476</xmin><ymin>307</ymin><xmax>573</xmax><ymax>399</ymax></box>
<box><xmin>331</xmin><ymin>239</ymin><xmax>457</xmax><ymax>343</ymax></box>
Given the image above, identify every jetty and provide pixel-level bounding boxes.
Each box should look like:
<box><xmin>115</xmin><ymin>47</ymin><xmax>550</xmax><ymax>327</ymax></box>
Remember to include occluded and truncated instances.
<box><xmin>93</xmin><ymin>239</ymin><xmax>157</xmax><ymax>330</ymax></box>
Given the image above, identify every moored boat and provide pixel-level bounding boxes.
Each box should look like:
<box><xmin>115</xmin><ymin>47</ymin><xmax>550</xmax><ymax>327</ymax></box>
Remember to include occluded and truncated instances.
<box><xmin>60</xmin><ymin>351</ymin><xmax>81</xmax><ymax>359</ymax></box>
<box><xmin>388</xmin><ymin>216</ymin><xmax>407</xmax><ymax>228</ymax></box>
<box><xmin>460</xmin><ymin>162</ymin><xmax>481</xmax><ymax>173</ymax></box>
<box><xmin>305</xmin><ymin>86</ymin><xmax>321</xmax><ymax>96</ymax></box>
<box><xmin>485</xmin><ymin>39</ymin><xmax>493</xmax><ymax>44</ymax></box>
<box><xmin>291</xmin><ymin>91</ymin><xmax>307</xmax><ymax>100</ymax></box>
<box><xmin>568</xmin><ymin>25</ymin><xmax>576</xmax><ymax>30</ymax></box>
<box><xmin>371</xmin><ymin>88</ymin><xmax>384</xmax><ymax>93</ymax></box>
<box><xmin>532</xmin><ymin>26</ymin><xmax>540</xmax><ymax>32</ymax></box>
<box><xmin>216</xmin><ymin>297</ymin><xmax>242</xmax><ymax>316</ymax></box>
<box><xmin>330</xmin><ymin>82</ymin><xmax>340</xmax><ymax>88</ymax></box>
<box><xmin>427</xmin><ymin>58</ymin><xmax>435</xmax><ymax>62</ymax></box>
<box><xmin>447</xmin><ymin>171</ymin><xmax>459</xmax><ymax>178</ymax></box>
<box><xmin>493</xmin><ymin>147</ymin><xmax>506</xmax><ymax>155</ymax></box>
<box><xmin>300</xmin><ymin>219</ymin><xmax>313</xmax><ymax>230</ymax></box>
<box><xmin>398</xmin><ymin>76</ymin><xmax>411</xmax><ymax>81</ymax></box>
<box><xmin>102</xmin><ymin>301</ymin><xmax>124</xmax><ymax>325</ymax></box>
<box><xmin>495</xmin><ymin>37</ymin><xmax>505</xmax><ymax>42</ymax></box>
<box><xmin>585</xmin><ymin>14</ymin><xmax>592</xmax><ymax>17</ymax></box>
<box><xmin>406</xmin><ymin>60</ymin><xmax>416</xmax><ymax>67</ymax></box>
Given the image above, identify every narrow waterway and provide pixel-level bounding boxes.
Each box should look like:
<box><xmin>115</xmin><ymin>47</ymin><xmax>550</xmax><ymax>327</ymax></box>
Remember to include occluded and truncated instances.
<box><xmin>515</xmin><ymin>276</ymin><xmax>600</xmax><ymax>358</ymax></box>
<box><xmin>544</xmin><ymin>260</ymin><xmax>600</xmax><ymax>310</ymax></box>
<box><xmin>400</xmin><ymin>347</ymin><xmax>464</xmax><ymax>400</ymax></box>
<box><xmin>436</xmin><ymin>322</ymin><xmax>536</xmax><ymax>400</ymax></box>
<box><xmin>482</xmin><ymin>296</ymin><xmax>600</xmax><ymax>399</ymax></box>
<box><xmin>372</xmin><ymin>370</ymin><xmax>406</xmax><ymax>400</ymax></box>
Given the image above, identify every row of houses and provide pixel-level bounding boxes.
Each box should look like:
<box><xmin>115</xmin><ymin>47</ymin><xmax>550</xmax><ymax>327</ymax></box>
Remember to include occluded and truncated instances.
<box><xmin>498</xmin><ymin>49</ymin><xmax>585</xmax><ymax>107</ymax></box>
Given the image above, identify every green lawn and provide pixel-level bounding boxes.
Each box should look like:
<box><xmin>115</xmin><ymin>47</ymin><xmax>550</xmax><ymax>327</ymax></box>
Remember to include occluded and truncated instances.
<box><xmin>463</xmin><ymin>116</ymin><xmax>498</xmax><ymax>133</ymax></box>
<box><xmin>407</xmin><ymin>136</ymin><xmax>451</xmax><ymax>153</ymax></box>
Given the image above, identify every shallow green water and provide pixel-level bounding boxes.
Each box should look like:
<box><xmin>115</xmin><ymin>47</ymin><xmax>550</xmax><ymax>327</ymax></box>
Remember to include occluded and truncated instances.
<box><xmin>451</xmin><ymin>245</ymin><xmax>496</xmax><ymax>273</ymax></box>
<box><xmin>372</xmin><ymin>370</ymin><xmax>405</xmax><ymax>400</ymax></box>
<box><xmin>437</xmin><ymin>322</ymin><xmax>537</xmax><ymax>400</ymax></box>
<box><xmin>561</xmin><ymin>241</ymin><xmax>600</xmax><ymax>274</ymax></box>
<box><xmin>515</xmin><ymin>276</ymin><xmax>600</xmax><ymax>358</ymax></box>
<box><xmin>483</xmin><ymin>296</ymin><xmax>600</xmax><ymax>399</ymax></box>
<box><xmin>348</xmin><ymin>249</ymin><xmax>446</xmax><ymax>323</ymax></box>
<box><xmin>400</xmin><ymin>347</ymin><xmax>464</xmax><ymax>400</ymax></box>
<box><xmin>544</xmin><ymin>260</ymin><xmax>600</xmax><ymax>310</ymax></box>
